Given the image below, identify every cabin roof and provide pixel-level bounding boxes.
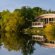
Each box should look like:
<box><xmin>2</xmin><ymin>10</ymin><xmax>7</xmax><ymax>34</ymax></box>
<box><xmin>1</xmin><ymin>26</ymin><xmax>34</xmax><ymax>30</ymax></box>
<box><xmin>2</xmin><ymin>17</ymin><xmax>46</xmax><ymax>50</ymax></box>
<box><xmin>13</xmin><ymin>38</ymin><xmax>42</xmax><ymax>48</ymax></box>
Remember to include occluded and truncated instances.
<box><xmin>37</xmin><ymin>13</ymin><xmax>55</xmax><ymax>18</ymax></box>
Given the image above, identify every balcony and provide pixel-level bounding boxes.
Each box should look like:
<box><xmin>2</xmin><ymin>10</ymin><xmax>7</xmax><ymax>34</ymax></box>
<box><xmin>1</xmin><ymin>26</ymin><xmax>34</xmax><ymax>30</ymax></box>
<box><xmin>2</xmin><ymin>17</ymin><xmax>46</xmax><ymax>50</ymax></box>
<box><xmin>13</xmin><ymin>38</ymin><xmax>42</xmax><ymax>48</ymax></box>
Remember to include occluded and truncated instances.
<box><xmin>32</xmin><ymin>22</ymin><xmax>43</xmax><ymax>27</ymax></box>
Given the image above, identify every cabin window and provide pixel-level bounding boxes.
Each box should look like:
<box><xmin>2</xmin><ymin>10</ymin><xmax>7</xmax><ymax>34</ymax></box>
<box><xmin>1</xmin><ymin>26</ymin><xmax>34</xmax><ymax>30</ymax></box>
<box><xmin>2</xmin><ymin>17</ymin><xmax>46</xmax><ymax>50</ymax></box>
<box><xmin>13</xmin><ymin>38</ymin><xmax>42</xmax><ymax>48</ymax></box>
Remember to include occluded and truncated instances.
<box><xmin>44</xmin><ymin>18</ymin><xmax>48</xmax><ymax>24</ymax></box>
<box><xmin>49</xmin><ymin>18</ymin><xmax>53</xmax><ymax>21</ymax></box>
<box><xmin>51</xmin><ymin>18</ymin><xmax>53</xmax><ymax>21</ymax></box>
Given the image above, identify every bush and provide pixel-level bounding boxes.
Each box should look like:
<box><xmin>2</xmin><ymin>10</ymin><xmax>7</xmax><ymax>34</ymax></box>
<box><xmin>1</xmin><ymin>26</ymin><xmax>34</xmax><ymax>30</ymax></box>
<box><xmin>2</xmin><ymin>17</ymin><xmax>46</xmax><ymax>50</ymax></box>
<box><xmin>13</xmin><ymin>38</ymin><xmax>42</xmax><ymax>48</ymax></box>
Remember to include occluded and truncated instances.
<box><xmin>25</xmin><ymin>27</ymin><xmax>43</xmax><ymax>35</ymax></box>
<box><xmin>44</xmin><ymin>23</ymin><xmax>55</xmax><ymax>41</ymax></box>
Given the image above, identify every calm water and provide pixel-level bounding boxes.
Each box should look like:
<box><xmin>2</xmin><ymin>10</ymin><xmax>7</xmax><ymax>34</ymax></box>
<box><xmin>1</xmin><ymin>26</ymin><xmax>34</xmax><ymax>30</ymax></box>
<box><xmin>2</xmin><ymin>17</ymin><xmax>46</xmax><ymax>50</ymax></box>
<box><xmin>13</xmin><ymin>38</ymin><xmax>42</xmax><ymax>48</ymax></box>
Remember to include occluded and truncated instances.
<box><xmin>0</xmin><ymin>33</ymin><xmax>55</xmax><ymax>55</ymax></box>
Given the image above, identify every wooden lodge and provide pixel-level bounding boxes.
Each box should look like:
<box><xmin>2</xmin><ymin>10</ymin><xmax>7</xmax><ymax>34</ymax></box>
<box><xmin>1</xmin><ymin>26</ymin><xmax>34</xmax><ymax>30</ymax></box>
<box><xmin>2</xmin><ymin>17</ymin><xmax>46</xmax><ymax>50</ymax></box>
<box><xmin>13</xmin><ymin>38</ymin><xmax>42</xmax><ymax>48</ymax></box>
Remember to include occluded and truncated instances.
<box><xmin>32</xmin><ymin>14</ymin><xmax>55</xmax><ymax>27</ymax></box>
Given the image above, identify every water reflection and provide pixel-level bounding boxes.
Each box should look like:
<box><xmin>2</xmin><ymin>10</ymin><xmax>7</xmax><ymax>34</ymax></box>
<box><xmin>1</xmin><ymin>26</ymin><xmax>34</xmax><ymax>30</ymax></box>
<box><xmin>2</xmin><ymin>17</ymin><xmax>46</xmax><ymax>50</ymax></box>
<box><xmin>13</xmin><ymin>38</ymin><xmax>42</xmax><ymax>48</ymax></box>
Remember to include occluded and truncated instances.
<box><xmin>0</xmin><ymin>32</ymin><xmax>55</xmax><ymax>55</ymax></box>
<box><xmin>1</xmin><ymin>32</ymin><xmax>35</xmax><ymax>55</ymax></box>
<box><xmin>32</xmin><ymin>34</ymin><xmax>55</xmax><ymax>48</ymax></box>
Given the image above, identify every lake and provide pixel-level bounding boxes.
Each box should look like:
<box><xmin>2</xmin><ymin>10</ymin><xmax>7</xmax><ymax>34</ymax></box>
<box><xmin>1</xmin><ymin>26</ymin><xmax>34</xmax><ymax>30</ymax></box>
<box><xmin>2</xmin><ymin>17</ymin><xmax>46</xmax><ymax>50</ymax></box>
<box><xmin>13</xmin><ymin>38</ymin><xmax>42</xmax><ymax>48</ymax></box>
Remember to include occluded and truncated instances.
<box><xmin>0</xmin><ymin>33</ymin><xmax>55</xmax><ymax>55</ymax></box>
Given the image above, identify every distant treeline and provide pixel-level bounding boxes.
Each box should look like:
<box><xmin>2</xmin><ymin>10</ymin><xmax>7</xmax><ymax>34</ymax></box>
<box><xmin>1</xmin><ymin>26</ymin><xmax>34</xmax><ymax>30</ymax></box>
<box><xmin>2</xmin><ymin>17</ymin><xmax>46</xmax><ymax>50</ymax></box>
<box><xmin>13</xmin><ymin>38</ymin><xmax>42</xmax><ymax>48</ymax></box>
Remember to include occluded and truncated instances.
<box><xmin>0</xmin><ymin>6</ymin><xmax>55</xmax><ymax>32</ymax></box>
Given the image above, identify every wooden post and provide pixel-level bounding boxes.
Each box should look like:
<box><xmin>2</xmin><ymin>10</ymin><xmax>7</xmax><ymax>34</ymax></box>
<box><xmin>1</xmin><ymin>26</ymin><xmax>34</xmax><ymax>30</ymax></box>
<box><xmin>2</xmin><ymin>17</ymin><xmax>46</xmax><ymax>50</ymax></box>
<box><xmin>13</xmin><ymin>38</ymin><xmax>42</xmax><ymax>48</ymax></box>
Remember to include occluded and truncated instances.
<box><xmin>48</xmin><ymin>18</ymin><xmax>49</xmax><ymax>24</ymax></box>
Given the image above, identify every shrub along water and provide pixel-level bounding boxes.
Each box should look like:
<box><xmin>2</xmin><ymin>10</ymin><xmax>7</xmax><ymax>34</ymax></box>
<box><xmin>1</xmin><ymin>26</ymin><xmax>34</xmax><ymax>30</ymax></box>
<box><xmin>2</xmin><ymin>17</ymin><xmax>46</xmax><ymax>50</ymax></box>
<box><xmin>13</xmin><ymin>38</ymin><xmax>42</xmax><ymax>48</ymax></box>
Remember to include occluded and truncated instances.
<box><xmin>44</xmin><ymin>23</ymin><xmax>55</xmax><ymax>41</ymax></box>
<box><xmin>24</xmin><ymin>27</ymin><xmax>43</xmax><ymax>35</ymax></box>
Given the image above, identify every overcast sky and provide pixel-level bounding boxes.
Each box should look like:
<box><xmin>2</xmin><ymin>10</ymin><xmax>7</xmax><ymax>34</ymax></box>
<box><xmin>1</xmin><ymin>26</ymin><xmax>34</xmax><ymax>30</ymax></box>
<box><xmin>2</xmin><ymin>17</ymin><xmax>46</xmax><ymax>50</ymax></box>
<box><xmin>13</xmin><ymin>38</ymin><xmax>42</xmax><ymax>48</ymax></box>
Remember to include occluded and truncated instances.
<box><xmin>0</xmin><ymin>0</ymin><xmax>55</xmax><ymax>11</ymax></box>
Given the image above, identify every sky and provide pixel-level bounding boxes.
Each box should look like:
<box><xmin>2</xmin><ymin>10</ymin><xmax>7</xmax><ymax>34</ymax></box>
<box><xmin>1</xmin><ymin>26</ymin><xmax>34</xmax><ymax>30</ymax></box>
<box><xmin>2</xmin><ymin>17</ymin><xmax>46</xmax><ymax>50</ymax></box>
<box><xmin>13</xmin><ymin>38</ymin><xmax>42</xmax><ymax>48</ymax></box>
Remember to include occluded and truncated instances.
<box><xmin>0</xmin><ymin>0</ymin><xmax>55</xmax><ymax>11</ymax></box>
<box><xmin>0</xmin><ymin>44</ymin><xmax>55</xmax><ymax>55</ymax></box>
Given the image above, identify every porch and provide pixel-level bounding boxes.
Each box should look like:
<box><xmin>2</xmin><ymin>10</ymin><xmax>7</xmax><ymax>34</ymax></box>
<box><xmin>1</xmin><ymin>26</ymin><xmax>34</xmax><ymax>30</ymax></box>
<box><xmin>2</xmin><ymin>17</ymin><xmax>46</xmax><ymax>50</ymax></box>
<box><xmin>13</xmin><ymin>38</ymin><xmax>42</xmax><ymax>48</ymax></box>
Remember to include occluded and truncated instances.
<box><xmin>32</xmin><ymin>22</ymin><xmax>43</xmax><ymax>27</ymax></box>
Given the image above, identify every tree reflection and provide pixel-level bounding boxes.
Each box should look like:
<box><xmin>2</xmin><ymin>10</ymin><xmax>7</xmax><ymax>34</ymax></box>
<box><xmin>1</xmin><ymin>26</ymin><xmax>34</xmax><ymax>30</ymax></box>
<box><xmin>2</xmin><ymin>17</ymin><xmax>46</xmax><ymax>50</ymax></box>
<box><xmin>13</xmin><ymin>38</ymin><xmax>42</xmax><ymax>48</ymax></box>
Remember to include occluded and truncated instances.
<box><xmin>0</xmin><ymin>32</ymin><xmax>55</xmax><ymax>54</ymax></box>
<box><xmin>1</xmin><ymin>32</ymin><xmax>35</xmax><ymax>55</ymax></box>
<box><xmin>21</xmin><ymin>34</ymin><xmax>35</xmax><ymax>55</ymax></box>
<box><xmin>44</xmin><ymin>32</ymin><xmax>55</xmax><ymax>41</ymax></box>
<box><xmin>31</xmin><ymin>34</ymin><xmax>55</xmax><ymax>48</ymax></box>
<box><xmin>0</xmin><ymin>33</ymin><xmax>2</xmax><ymax>48</ymax></box>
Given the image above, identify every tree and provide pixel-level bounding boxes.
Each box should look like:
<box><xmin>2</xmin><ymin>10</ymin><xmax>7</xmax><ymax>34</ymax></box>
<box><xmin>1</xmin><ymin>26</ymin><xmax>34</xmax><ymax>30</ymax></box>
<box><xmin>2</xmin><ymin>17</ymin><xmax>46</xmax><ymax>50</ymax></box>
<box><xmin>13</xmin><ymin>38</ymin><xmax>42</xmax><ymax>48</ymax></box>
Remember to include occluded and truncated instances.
<box><xmin>21</xmin><ymin>6</ymin><xmax>34</xmax><ymax>21</ymax></box>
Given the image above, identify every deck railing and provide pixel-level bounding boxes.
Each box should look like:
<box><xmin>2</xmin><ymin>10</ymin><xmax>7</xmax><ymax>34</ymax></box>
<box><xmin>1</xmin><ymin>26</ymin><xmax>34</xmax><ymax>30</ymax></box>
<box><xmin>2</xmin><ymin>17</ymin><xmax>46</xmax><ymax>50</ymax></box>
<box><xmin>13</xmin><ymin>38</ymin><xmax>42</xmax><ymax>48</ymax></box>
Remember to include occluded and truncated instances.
<box><xmin>32</xmin><ymin>22</ymin><xmax>43</xmax><ymax>27</ymax></box>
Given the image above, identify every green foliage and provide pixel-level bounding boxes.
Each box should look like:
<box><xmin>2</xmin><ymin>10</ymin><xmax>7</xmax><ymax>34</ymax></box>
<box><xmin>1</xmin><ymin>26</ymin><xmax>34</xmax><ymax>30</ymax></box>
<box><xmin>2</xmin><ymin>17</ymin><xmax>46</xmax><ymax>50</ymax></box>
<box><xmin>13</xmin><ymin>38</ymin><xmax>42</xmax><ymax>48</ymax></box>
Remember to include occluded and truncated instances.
<box><xmin>1</xmin><ymin>32</ymin><xmax>35</xmax><ymax>55</ymax></box>
<box><xmin>24</xmin><ymin>27</ymin><xmax>43</xmax><ymax>35</ymax></box>
<box><xmin>44</xmin><ymin>23</ymin><xmax>55</xmax><ymax>41</ymax></box>
<box><xmin>0</xmin><ymin>6</ymin><xmax>55</xmax><ymax>55</ymax></box>
<box><xmin>20</xmin><ymin>6</ymin><xmax>34</xmax><ymax>20</ymax></box>
<box><xmin>0</xmin><ymin>6</ymin><xmax>55</xmax><ymax>32</ymax></box>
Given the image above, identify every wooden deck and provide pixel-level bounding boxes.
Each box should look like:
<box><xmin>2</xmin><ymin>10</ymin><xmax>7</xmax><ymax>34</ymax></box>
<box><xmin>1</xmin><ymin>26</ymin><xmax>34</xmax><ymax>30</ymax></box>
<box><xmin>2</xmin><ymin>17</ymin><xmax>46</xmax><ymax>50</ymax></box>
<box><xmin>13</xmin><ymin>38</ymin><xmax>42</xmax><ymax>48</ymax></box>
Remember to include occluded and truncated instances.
<box><xmin>32</xmin><ymin>22</ymin><xmax>43</xmax><ymax>27</ymax></box>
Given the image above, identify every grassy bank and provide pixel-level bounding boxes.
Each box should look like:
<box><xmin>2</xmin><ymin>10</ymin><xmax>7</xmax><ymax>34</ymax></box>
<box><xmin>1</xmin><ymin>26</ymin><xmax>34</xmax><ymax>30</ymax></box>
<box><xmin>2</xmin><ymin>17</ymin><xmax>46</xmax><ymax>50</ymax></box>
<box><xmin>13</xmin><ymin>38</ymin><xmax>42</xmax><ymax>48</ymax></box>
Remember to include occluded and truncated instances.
<box><xmin>24</xmin><ymin>27</ymin><xmax>43</xmax><ymax>35</ymax></box>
